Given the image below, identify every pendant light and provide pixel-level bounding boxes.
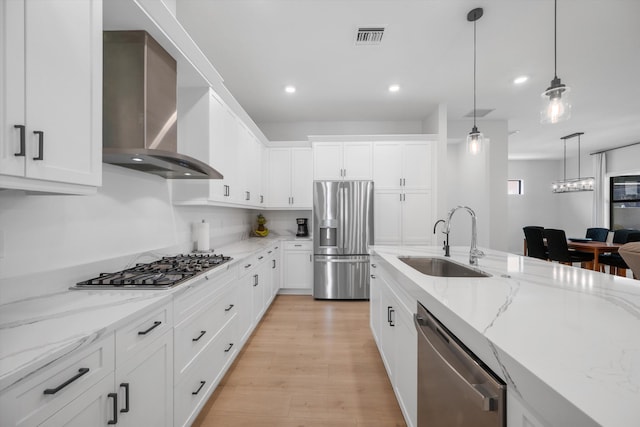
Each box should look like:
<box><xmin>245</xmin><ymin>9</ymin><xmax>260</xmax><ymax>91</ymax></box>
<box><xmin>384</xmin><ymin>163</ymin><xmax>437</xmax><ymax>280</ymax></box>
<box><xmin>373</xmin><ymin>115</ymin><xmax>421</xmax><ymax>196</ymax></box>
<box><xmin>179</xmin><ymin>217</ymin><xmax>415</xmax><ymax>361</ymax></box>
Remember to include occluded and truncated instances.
<box><xmin>551</xmin><ymin>132</ymin><xmax>594</xmax><ymax>193</ymax></box>
<box><xmin>541</xmin><ymin>0</ymin><xmax>571</xmax><ymax>124</ymax></box>
<box><xmin>466</xmin><ymin>8</ymin><xmax>484</xmax><ymax>155</ymax></box>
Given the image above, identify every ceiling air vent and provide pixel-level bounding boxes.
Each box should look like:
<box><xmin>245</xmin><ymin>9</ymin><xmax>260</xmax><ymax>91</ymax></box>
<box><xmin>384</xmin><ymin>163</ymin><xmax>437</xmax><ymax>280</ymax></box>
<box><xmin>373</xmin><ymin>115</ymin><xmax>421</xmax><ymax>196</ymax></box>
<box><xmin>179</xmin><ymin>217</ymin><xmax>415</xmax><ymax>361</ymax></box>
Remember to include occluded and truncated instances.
<box><xmin>464</xmin><ymin>108</ymin><xmax>494</xmax><ymax>118</ymax></box>
<box><xmin>355</xmin><ymin>27</ymin><xmax>385</xmax><ymax>45</ymax></box>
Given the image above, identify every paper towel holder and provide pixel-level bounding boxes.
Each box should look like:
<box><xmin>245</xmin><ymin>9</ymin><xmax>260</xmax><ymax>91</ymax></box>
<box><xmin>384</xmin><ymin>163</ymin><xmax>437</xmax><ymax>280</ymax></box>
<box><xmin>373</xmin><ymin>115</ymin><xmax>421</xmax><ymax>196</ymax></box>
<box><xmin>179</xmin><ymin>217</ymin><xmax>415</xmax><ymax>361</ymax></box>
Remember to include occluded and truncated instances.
<box><xmin>194</xmin><ymin>219</ymin><xmax>212</xmax><ymax>253</ymax></box>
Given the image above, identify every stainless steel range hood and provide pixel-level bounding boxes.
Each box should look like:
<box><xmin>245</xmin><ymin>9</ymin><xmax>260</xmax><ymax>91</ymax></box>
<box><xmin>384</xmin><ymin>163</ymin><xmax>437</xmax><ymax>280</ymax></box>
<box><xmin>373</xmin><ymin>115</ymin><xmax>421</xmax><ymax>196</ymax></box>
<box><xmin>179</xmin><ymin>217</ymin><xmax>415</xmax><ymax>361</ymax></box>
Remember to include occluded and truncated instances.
<box><xmin>103</xmin><ymin>31</ymin><xmax>222</xmax><ymax>179</ymax></box>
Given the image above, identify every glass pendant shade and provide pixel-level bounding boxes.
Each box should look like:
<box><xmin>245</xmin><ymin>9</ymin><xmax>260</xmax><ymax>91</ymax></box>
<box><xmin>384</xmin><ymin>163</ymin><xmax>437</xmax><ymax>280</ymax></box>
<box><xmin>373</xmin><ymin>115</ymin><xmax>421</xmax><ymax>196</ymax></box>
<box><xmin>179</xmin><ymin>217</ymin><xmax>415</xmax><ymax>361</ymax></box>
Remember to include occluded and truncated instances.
<box><xmin>541</xmin><ymin>77</ymin><xmax>571</xmax><ymax>124</ymax></box>
<box><xmin>466</xmin><ymin>126</ymin><xmax>484</xmax><ymax>155</ymax></box>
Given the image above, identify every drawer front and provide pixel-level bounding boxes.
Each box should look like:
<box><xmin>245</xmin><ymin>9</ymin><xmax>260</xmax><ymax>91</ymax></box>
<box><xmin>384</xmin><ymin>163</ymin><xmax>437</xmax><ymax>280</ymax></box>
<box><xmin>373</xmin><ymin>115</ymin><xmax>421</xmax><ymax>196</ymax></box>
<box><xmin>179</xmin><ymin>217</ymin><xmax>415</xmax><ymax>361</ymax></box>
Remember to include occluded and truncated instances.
<box><xmin>284</xmin><ymin>240</ymin><xmax>312</xmax><ymax>251</ymax></box>
<box><xmin>0</xmin><ymin>334</ymin><xmax>115</xmax><ymax>427</ymax></box>
<box><xmin>174</xmin><ymin>265</ymin><xmax>235</xmax><ymax>323</ymax></box>
<box><xmin>174</xmin><ymin>318</ymin><xmax>238</xmax><ymax>427</ymax></box>
<box><xmin>174</xmin><ymin>286</ymin><xmax>239</xmax><ymax>380</ymax></box>
<box><xmin>116</xmin><ymin>303</ymin><xmax>173</xmax><ymax>363</ymax></box>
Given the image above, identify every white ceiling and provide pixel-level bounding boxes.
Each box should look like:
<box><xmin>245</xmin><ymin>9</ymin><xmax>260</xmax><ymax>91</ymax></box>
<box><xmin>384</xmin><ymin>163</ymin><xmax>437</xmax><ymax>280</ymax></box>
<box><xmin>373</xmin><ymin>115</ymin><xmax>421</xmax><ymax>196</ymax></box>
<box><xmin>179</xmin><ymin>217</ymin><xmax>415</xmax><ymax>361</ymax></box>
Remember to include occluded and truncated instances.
<box><xmin>176</xmin><ymin>0</ymin><xmax>640</xmax><ymax>160</ymax></box>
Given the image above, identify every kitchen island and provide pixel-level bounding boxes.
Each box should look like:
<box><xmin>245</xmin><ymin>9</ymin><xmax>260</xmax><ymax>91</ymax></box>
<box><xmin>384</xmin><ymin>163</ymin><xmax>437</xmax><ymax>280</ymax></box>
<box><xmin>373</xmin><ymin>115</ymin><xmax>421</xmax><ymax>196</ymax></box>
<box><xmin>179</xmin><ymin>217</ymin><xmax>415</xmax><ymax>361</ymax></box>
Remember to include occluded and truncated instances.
<box><xmin>372</xmin><ymin>245</ymin><xmax>640</xmax><ymax>427</ymax></box>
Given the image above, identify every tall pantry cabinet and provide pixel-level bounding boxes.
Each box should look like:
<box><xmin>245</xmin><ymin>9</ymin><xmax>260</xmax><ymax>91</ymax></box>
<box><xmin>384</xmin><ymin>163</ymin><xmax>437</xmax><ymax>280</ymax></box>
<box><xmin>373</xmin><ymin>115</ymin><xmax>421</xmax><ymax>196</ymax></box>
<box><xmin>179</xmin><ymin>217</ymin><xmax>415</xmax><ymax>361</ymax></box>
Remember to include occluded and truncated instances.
<box><xmin>373</xmin><ymin>140</ymin><xmax>436</xmax><ymax>245</ymax></box>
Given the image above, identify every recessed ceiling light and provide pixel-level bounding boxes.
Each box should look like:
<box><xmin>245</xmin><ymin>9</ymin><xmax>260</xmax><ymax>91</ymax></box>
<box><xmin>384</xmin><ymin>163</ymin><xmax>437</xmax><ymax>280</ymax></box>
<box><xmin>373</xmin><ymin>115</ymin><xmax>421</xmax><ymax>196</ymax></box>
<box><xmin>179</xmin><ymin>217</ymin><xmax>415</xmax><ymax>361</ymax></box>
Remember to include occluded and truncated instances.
<box><xmin>131</xmin><ymin>157</ymin><xmax>143</xmax><ymax>162</ymax></box>
<box><xmin>184</xmin><ymin>172</ymin><xmax>192</xmax><ymax>176</ymax></box>
<box><xmin>513</xmin><ymin>76</ymin><xmax>528</xmax><ymax>85</ymax></box>
<box><xmin>285</xmin><ymin>85</ymin><xmax>296</xmax><ymax>94</ymax></box>
<box><xmin>388</xmin><ymin>84</ymin><xmax>400</xmax><ymax>93</ymax></box>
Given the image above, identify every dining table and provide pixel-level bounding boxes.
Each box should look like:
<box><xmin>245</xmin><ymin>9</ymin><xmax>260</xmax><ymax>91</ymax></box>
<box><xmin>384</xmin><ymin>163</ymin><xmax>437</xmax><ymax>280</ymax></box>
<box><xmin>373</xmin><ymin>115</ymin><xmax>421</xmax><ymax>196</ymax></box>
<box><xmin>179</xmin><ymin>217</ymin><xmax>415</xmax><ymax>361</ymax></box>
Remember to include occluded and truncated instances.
<box><xmin>523</xmin><ymin>238</ymin><xmax>623</xmax><ymax>271</ymax></box>
<box><xmin>566</xmin><ymin>240</ymin><xmax>623</xmax><ymax>271</ymax></box>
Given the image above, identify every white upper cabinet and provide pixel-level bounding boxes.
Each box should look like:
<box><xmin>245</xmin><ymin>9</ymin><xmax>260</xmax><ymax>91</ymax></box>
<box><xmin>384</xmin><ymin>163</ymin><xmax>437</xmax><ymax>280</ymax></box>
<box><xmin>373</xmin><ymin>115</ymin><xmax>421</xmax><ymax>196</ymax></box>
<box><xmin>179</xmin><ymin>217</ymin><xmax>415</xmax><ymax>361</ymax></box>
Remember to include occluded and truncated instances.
<box><xmin>0</xmin><ymin>0</ymin><xmax>102</xmax><ymax>194</ymax></box>
<box><xmin>373</xmin><ymin>141</ymin><xmax>433</xmax><ymax>190</ymax></box>
<box><xmin>313</xmin><ymin>141</ymin><xmax>372</xmax><ymax>180</ymax></box>
<box><xmin>267</xmin><ymin>147</ymin><xmax>312</xmax><ymax>208</ymax></box>
<box><xmin>172</xmin><ymin>88</ymin><xmax>264</xmax><ymax>208</ymax></box>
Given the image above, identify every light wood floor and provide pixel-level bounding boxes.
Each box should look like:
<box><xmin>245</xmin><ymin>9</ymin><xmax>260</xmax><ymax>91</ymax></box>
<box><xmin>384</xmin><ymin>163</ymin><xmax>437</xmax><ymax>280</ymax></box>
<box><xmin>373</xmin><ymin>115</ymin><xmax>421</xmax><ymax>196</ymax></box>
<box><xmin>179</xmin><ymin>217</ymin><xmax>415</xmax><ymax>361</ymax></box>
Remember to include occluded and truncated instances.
<box><xmin>192</xmin><ymin>295</ymin><xmax>407</xmax><ymax>427</ymax></box>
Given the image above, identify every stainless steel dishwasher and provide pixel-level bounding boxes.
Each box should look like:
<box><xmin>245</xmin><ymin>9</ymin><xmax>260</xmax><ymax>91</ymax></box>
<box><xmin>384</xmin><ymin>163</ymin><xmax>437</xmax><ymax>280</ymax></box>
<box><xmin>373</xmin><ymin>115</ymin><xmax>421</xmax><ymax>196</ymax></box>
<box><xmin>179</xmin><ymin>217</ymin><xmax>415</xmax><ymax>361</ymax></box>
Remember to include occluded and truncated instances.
<box><xmin>414</xmin><ymin>302</ymin><xmax>506</xmax><ymax>427</ymax></box>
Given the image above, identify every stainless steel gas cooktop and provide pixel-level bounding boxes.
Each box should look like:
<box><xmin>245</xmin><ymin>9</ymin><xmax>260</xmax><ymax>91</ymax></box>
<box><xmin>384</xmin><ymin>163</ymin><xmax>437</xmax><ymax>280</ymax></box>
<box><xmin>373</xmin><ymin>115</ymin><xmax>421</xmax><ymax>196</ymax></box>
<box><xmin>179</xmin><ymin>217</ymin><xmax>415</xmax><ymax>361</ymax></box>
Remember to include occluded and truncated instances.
<box><xmin>73</xmin><ymin>253</ymin><xmax>232</xmax><ymax>289</ymax></box>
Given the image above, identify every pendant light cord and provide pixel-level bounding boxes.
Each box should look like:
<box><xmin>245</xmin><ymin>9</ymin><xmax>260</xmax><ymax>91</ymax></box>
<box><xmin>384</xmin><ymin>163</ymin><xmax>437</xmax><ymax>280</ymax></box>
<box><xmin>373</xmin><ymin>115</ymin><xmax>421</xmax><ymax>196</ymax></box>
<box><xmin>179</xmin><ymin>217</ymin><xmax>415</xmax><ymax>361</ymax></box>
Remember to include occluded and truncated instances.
<box><xmin>554</xmin><ymin>0</ymin><xmax>558</xmax><ymax>79</ymax></box>
<box><xmin>473</xmin><ymin>17</ymin><xmax>477</xmax><ymax>129</ymax></box>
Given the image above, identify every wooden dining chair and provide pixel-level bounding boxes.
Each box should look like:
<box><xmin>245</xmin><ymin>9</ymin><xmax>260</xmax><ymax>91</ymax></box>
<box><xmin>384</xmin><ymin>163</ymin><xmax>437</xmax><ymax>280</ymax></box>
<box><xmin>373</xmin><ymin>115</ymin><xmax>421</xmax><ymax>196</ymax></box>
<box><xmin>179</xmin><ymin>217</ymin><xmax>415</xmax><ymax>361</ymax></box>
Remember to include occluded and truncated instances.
<box><xmin>523</xmin><ymin>226</ymin><xmax>547</xmax><ymax>260</ymax></box>
<box><xmin>585</xmin><ymin>227</ymin><xmax>609</xmax><ymax>242</ymax></box>
<box><xmin>599</xmin><ymin>231</ymin><xmax>640</xmax><ymax>276</ymax></box>
<box><xmin>544</xmin><ymin>228</ymin><xmax>594</xmax><ymax>268</ymax></box>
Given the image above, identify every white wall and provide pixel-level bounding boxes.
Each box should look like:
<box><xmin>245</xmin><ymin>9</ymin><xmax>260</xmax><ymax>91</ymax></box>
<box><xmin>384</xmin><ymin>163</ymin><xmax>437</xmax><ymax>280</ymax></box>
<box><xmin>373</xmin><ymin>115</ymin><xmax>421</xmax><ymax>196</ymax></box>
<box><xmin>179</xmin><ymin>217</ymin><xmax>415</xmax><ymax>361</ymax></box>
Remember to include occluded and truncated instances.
<box><xmin>446</xmin><ymin>119</ymin><xmax>509</xmax><ymax>251</ymax></box>
<box><xmin>0</xmin><ymin>165</ymin><xmax>255</xmax><ymax>303</ymax></box>
<box><xmin>507</xmin><ymin>143</ymin><xmax>640</xmax><ymax>255</ymax></box>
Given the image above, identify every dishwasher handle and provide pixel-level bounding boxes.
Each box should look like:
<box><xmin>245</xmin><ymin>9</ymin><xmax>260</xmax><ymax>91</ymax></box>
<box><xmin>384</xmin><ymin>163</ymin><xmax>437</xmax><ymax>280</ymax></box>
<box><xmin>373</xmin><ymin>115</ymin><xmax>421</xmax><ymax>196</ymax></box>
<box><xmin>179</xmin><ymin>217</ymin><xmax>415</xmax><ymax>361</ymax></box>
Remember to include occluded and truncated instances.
<box><xmin>414</xmin><ymin>313</ymin><xmax>501</xmax><ymax>412</ymax></box>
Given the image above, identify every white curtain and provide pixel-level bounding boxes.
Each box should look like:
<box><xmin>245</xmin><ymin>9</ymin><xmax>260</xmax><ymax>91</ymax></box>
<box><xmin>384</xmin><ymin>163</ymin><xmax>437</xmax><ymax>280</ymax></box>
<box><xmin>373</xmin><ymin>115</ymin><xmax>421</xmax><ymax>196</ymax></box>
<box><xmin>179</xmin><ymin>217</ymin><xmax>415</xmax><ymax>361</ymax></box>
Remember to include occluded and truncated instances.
<box><xmin>592</xmin><ymin>152</ymin><xmax>606</xmax><ymax>226</ymax></box>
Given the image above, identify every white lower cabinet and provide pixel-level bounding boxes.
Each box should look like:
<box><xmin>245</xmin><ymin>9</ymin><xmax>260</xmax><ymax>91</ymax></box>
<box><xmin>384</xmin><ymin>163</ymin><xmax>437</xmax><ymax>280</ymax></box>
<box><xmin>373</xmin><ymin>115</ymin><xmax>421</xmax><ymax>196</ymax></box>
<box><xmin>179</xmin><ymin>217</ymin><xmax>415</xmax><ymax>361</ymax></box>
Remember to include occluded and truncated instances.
<box><xmin>282</xmin><ymin>240</ymin><xmax>313</xmax><ymax>291</ymax></box>
<box><xmin>370</xmin><ymin>262</ymin><xmax>417</xmax><ymax>427</ymax></box>
<box><xmin>39</xmin><ymin>374</ymin><xmax>115</xmax><ymax>427</ymax></box>
<box><xmin>0</xmin><ymin>334</ymin><xmax>115</xmax><ymax>427</ymax></box>
<box><xmin>268</xmin><ymin>244</ymin><xmax>281</xmax><ymax>301</ymax></box>
<box><xmin>115</xmin><ymin>330</ymin><xmax>173</xmax><ymax>427</ymax></box>
<box><xmin>508</xmin><ymin>391</ymin><xmax>549</xmax><ymax>427</ymax></box>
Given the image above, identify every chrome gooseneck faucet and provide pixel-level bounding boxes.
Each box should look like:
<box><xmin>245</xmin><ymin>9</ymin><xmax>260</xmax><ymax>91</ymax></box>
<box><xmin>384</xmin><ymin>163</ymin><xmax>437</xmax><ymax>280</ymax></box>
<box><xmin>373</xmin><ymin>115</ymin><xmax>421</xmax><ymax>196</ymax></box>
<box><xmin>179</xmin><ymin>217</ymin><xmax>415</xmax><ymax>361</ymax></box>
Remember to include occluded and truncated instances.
<box><xmin>443</xmin><ymin>206</ymin><xmax>485</xmax><ymax>265</ymax></box>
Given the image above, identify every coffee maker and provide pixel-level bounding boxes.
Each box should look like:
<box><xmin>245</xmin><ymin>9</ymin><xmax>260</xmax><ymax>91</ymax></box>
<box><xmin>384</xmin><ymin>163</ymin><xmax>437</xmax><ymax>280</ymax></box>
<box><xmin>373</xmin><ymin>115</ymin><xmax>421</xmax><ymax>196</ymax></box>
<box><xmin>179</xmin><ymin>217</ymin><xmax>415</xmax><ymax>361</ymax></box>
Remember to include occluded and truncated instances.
<box><xmin>296</xmin><ymin>218</ymin><xmax>309</xmax><ymax>237</ymax></box>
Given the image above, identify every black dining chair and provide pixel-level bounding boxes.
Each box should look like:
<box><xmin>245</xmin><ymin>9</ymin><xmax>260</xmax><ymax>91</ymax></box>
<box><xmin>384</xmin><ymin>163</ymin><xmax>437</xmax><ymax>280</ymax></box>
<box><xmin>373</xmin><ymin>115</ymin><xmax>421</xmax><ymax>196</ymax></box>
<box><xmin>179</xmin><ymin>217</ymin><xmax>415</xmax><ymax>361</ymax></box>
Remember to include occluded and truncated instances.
<box><xmin>544</xmin><ymin>228</ymin><xmax>594</xmax><ymax>267</ymax></box>
<box><xmin>585</xmin><ymin>227</ymin><xmax>609</xmax><ymax>242</ymax></box>
<box><xmin>523</xmin><ymin>226</ymin><xmax>547</xmax><ymax>260</ymax></box>
<box><xmin>599</xmin><ymin>231</ymin><xmax>640</xmax><ymax>276</ymax></box>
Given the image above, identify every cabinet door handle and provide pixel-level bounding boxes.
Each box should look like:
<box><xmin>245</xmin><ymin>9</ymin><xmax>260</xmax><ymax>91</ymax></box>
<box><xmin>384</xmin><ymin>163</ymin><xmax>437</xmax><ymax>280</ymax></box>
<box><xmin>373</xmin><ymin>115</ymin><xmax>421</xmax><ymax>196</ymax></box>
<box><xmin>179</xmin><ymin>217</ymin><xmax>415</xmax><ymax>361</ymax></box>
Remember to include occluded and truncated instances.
<box><xmin>272</xmin><ymin>259</ymin><xmax>276</xmax><ymax>269</ymax></box>
<box><xmin>291</xmin><ymin>196</ymin><xmax>294</xmax><ymax>204</ymax></box>
<box><xmin>245</xmin><ymin>191</ymin><xmax>250</xmax><ymax>201</ymax></box>
<box><xmin>108</xmin><ymin>392</ymin><xmax>118</xmax><ymax>424</ymax></box>
<box><xmin>387</xmin><ymin>306</ymin><xmax>393</xmax><ymax>324</ymax></box>
<box><xmin>137</xmin><ymin>321</ymin><xmax>161</xmax><ymax>335</ymax></box>
<box><xmin>224</xmin><ymin>304</ymin><xmax>234</xmax><ymax>312</ymax></box>
<box><xmin>14</xmin><ymin>125</ymin><xmax>25</xmax><ymax>156</ymax></box>
<box><xmin>260</xmin><ymin>195</ymin><xmax>264</xmax><ymax>204</ymax></box>
<box><xmin>192</xmin><ymin>330</ymin><xmax>207</xmax><ymax>342</ymax></box>
<box><xmin>120</xmin><ymin>383</ymin><xmax>130</xmax><ymax>413</ymax></box>
<box><xmin>43</xmin><ymin>367</ymin><xmax>90</xmax><ymax>394</ymax></box>
<box><xmin>192</xmin><ymin>381</ymin><xmax>206</xmax><ymax>395</ymax></box>
<box><xmin>253</xmin><ymin>274</ymin><xmax>259</xmax><ymax>286</ymax></box>
<box><xmin>371</xmin><ymin>264</ymin><xmax>377</xmax><ymax>268</ymax></box>
<box><xmin>32</xmin><ymin>131</ymin><xmax>44</xmax><ymax>160</ymax></box>
<box><xmin>389</xmin><ymin>308</ymin><xmax>395</xmax><ymax>327</ymax></box>
<box><xmin>370</xmin><ymin>274</ymin><xmax>376</xmax><ymax>279</ymax></box>
<box><xmin>224</xmin><ymin>343</ymin><xmax>234</xmax><ymax>353</ymax></box>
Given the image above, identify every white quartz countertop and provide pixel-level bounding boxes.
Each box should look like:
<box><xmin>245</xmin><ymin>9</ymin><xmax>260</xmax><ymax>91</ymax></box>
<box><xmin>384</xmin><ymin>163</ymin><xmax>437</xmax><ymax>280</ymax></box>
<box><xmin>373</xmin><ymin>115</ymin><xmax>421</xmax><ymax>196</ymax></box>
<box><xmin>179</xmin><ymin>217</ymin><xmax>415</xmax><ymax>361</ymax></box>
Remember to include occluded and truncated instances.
<box><xmin>372</xmin><ymin>245</ymin><xmax>640</xmax><ymax>427</ymax></box>
<box><xmin>0</xmin><ymin>236</ymin><xmax>287</xmax><ymax>393</ymax></box>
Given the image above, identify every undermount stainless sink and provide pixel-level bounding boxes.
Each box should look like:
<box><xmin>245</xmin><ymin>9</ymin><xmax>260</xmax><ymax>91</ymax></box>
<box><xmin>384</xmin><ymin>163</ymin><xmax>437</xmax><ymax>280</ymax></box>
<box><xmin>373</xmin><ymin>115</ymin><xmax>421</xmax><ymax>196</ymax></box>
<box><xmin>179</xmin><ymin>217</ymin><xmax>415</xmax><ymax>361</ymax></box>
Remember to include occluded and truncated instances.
<box><xmin>398</xmin><ymin>256</ymin><xmax>491</xmax><ymax>278</ymax></box>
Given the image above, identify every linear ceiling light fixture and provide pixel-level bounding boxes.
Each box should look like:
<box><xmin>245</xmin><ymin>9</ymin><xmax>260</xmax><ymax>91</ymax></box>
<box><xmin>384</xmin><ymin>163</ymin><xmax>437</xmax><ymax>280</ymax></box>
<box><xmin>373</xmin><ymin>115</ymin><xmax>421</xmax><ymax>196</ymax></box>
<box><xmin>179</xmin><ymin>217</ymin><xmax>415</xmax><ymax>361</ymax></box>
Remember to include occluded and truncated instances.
<box><xmin>552</xmin><ymin>132</ymin><xmax>594</xmax><ymax>193</ymax></box>
<box><xmin>541</xmin><ymin>0</ymin><xmax>571</xmax><ymax>124</ymax></box>
<box><xmin>466</xmin><ymin>7</ymin><xmax>484</xmax><ymax>155</ymax></box>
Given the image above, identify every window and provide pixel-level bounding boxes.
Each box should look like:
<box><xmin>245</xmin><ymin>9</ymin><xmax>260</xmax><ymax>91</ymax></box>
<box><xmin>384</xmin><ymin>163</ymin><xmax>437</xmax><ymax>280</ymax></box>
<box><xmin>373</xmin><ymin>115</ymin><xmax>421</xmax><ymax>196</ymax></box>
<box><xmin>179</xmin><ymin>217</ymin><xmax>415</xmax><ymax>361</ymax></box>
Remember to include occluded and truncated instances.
<box><xmin>508</xmin><ymin>179</ymin><xmax>523</xmax><ymax>195</ymax></box>
<box><xmin>610</xmin><ymin>175</ymin><xmax>640</xmax><ymax>229</ymax></box>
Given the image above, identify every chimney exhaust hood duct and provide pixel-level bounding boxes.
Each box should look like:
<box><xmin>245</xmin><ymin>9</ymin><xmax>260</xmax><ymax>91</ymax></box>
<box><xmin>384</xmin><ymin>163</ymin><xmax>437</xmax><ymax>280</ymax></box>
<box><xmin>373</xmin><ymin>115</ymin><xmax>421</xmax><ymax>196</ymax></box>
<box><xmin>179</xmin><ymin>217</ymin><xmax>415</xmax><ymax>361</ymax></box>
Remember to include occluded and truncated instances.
<box><xmin>103</xmin><ymin>31</ymin><xmax>222</xmax><ymax>179</ymax></box>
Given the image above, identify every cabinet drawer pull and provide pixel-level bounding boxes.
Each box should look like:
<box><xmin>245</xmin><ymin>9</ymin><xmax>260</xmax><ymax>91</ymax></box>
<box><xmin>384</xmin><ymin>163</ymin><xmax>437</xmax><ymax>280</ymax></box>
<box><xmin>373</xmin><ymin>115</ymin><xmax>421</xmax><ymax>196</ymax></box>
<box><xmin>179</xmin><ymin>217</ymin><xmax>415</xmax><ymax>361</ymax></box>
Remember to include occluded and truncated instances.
<box><xmin>371</xmin><ymin>264</ymin><xmax>377</xmax><ymax>268</ymax></box>
<box><xmin>43</xmin><ymin>367</ymin><xmax>90</xmax><ymax>395</ymax></box>
<box><xmin>371</xmin><ymin>275</ymin><xmax>376</xmax><ymax>279</ymax></box>
<box><xmin>192</xmin><ymin>330</ymin><xmax>207</xmax><ymax>342</ymax></box>
<box><xmin>294</xmin><ymin>244</ymin><xmax>302</xmax><ymax>247</ymax></box>
<box><xmin>137</xmin><ymin>321</ymin><xmax>161</xmax><ymax>335</ymax></box>
<box><xmin>32</xmin><ymin>131</ymin><xmax>44</xmax><ymax>160</ymax></box>
<box><xmin>108</xmin><ymin>392</ymin><xmax>118</xmax><ymax>425</ymax></box>
<box><xmin>14</xmin><ymin>125</ymin><xmax>25</xmax><ymax>156</ymax></box>
<box><xmin>192</xmin><ymin>381</ymin><xmax>206</xmax><ymax>395</ymax></box>
<box><xmin>258</xmin><ymin>256</ymin><xmax>264</xmax><ymax>260</ymax></box>
<box><xmin>120</xmin><ymin>383</ymin><xmax>130</xmax><ymax>413</ymax></box>
<box><xmin>224</xmin><ymin>304</ymin><xmax>234</xmax><ymax>312</ymax></box>
<box><xmin>244</xmin><ymin>263</ymin><xmax>252</xmax><ymax>269</ymax></box>
<box><xmin>224</xmin><ymin>343</ymin><xmax>234</xmax><ymax>353</ymax></box>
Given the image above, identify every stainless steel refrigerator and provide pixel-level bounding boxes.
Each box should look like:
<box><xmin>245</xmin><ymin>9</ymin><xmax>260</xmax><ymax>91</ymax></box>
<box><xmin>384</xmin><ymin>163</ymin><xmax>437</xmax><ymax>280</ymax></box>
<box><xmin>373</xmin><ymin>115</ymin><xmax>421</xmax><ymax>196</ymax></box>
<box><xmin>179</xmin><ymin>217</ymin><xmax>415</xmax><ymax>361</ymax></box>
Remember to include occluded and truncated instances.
<box><xmin>313</xmin><ymin>180</ymin><xmax>374</xmax><ymax>299</ymax></box>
